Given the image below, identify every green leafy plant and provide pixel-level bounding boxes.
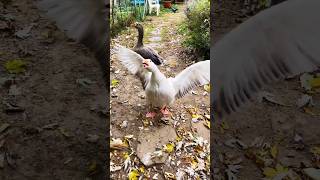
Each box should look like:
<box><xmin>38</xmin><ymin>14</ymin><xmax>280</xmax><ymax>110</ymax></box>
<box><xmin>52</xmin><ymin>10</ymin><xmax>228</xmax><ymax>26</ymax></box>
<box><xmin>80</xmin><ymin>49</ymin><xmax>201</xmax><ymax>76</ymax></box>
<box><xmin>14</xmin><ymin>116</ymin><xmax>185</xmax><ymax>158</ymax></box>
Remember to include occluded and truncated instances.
<box><xmin>178</xmin><ymin>0</ymin><xmax>210</xmax><ymax>59</ymax></box>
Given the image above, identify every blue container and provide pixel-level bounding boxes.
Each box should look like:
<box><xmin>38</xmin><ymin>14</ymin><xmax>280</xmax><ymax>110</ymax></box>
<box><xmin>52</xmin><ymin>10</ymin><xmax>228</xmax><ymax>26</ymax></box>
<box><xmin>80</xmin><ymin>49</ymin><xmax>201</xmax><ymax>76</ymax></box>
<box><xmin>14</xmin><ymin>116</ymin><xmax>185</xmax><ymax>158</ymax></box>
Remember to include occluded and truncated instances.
<box><xmin>131</xmin><ymin>0</ymin><xmax>145</xmax><ymax>5</ymax></box>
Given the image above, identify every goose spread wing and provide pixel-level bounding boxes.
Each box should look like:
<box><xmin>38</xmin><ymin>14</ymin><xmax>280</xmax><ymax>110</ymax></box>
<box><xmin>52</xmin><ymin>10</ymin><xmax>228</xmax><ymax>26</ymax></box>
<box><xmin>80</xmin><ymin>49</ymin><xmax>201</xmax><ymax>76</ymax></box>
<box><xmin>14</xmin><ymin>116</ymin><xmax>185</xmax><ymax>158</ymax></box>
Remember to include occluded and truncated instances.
<box><xmin>212</xmin><ymin>0</ymin><xmax>320</xmax><ymax>117</ymax></box>
<box><xmin>171</xmin><ymin>60</ymin><xmax>210</xmax><ymax>99</ymax></box>
<box><xmin>113</xmin><ymin>44</ymin><xmax>151</xmax><ymax>89</ymax></box>
<box><xmin>38</xmin><ymin>0</ymin><xmax>108</xmax><ymax>73</ymax></box>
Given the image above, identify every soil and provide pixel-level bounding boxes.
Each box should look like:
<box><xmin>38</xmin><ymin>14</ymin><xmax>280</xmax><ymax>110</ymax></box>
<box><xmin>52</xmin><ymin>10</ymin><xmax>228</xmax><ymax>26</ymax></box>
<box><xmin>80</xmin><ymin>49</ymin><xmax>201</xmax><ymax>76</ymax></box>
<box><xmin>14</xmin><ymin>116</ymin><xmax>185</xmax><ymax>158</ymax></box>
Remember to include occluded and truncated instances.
<box><xmin>110</xmin><ymin>5</ymin><xmax>210</xmax><ymax>179</ymax></box>
<box><xmin>0</xmin><ymin>1</ymin><xmax>107</xmax><ymax>179</ymax></box>
<box><xmin>212</xmin><ymin>1</ymin><xmax>320</xmax><ymax>179</ymax></box>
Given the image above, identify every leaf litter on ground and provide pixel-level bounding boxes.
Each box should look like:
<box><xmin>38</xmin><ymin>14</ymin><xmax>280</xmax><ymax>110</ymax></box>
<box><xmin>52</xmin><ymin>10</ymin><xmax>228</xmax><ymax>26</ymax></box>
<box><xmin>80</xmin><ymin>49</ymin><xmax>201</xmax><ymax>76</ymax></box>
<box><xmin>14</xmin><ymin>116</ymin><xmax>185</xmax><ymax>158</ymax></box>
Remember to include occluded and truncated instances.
<box><xmin>4</xmin><ymin>59</ymin><xmax>27</xmax><ymax>74</ymax></box>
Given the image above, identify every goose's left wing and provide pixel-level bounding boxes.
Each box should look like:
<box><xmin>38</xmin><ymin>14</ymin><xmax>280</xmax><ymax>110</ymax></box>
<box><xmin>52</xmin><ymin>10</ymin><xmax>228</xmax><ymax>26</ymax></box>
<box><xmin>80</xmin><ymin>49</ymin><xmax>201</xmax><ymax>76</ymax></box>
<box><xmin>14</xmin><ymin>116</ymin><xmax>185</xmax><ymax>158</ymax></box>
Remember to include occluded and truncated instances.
<box><xmin>171</xmin><ymin>60</ymin><xmax>210</xmax><ymax>99</ymax></box>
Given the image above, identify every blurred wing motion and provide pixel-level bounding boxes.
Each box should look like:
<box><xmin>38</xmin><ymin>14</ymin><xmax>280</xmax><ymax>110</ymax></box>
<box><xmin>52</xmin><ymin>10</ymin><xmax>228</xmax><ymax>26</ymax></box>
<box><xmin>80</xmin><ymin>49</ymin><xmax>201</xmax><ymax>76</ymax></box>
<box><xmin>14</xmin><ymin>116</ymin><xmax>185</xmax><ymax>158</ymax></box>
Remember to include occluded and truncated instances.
<box><xmin>212</xmin><ymin>0</ymin><xmax>320</xmax><ymax>117</ymax></box>
<box><xmin>171</xmin><ymin>60</ymin><xmax>210</xmax><ymax>99</ymax></box>
<box><xmin>38</xmin><ymin>0</ymin><xmax>108</xmax><ymax>74</ymax></box>
<box><xmin>113</xmin><ymin>44</ymin><xmax>151</xmax><ymax>89</ymax></box>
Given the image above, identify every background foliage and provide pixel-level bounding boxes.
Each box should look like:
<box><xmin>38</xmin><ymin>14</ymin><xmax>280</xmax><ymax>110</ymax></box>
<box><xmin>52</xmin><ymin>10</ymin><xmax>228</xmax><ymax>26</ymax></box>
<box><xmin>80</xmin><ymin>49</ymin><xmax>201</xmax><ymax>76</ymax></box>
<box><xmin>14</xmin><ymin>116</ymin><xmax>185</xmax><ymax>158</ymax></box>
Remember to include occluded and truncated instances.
<box><xmin>178</xmin><ymin>0</ymin><xmax>210</xmax><ymax>60</ymax></box>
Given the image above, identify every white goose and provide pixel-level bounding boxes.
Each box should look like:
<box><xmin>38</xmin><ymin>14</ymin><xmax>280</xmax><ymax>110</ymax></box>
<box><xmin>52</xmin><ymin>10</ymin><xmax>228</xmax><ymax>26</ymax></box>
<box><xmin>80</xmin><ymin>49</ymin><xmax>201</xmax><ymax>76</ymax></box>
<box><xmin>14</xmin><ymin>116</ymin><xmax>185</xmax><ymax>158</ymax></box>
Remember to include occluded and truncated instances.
<box><xmin>113</xmin><ymin>44</ymin><xmax>210</xmax><ymax>118</ymax></box>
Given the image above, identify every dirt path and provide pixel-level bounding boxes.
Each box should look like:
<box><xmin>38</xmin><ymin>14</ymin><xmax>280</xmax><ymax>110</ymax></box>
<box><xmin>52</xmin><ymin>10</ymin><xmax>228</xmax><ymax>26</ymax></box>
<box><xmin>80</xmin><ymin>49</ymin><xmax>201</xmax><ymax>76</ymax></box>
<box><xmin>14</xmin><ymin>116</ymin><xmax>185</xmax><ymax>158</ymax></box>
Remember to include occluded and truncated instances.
<box><xmin>110</xmin><ymin>6</ymin><xmax>210</xmax><ymax>179</ymax></box>
<box><xmin>0</xmin><ymin>1</ymin><xmax>107</xmax><ymax>179</ymax></box>
<box><xmin>212</xmin><ymin>1</ymin><xmax>320</xmax><ymax>179</ymax></box>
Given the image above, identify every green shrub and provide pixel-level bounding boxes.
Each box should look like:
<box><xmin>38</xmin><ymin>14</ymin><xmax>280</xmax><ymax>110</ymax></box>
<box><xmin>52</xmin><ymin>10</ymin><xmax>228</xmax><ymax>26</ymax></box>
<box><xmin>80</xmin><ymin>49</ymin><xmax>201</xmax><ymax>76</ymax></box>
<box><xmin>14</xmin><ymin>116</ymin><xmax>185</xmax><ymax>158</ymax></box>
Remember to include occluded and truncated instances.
<box><xmin>178</xmin><ymin>0</ymin><xmax>210</xmax><ymax>59</ymax></box>
<box><xmin>111</xmin><ymin>11</ymin><xmax>135</xmax><ymax>37</ymax></box>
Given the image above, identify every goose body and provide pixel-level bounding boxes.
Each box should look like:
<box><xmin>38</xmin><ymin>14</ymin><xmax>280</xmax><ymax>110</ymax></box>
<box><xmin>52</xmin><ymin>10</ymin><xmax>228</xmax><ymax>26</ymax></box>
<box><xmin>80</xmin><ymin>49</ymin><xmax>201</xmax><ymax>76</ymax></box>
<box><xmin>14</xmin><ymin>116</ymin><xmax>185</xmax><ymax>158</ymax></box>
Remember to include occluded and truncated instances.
<box><xmin>132</xmin><ymin>23</ymin><xmax>164</xmax><ymax>65</ymax></box>
<box><xmin>145</xmin><ymin>72</ymin><xmax>176</xmax><ymax>108</ymax></box>
<box><xmin>113</xmin><ymin>44</ymin><xmax>210</xmax><ymax>116</ymax></box>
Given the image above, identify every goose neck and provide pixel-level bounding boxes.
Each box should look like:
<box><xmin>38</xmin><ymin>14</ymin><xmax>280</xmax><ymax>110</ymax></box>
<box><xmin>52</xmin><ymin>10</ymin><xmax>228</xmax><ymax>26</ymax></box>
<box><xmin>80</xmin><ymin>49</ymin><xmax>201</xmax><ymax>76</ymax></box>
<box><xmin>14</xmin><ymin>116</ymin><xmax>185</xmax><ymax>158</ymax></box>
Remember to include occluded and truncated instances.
<box><xmin>150</xmin><ymin>68</ymin><xmax>164</xmax><ymax>84</ymax></box>
<box><xmin>136</xmin><ymin>27</ymin><xmax>144</xmax><ymax>47</ymax></box>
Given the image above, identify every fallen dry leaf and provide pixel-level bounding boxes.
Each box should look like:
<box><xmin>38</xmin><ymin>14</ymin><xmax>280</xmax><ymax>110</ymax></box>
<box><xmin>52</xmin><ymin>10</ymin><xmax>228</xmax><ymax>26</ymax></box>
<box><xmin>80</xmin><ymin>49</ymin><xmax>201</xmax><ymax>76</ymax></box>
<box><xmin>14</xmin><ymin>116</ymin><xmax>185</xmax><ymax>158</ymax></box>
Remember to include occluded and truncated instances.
<box><xmin>128</xmin><ymin>168</ymin><xmax>140</xmax><ymax>180</ymax></box>
<box><xmin>111</xmin><ymin>79</ymin><xmax>119</xmax><ymax>88</ymax></box>
<box><xmin>263</xmin><ymin>164</ymin><xmax>288</xmax><ymax>179</ymax></box>
<box><xmin>164</xmin><ymin>172</ymin><xmax>176</xmax><ymax>179</ymax></box>
<box><xmin>164</xmin><ymin>143</ymin><xmax>175</xmax><ymax>153</ymax></box>
<box><xmin>204</xmin><ymin>120</ymin><xmax>210</xmax><ymax>129</ymax></box>
<box><xmin>309</xmin><ymin>78</ymin><xmax>320</xmax><ymax>89</ymax></box>
<box><xmin>110</xmin><ymin>138</ymin><xmax>129</xmax><ymax>150</ymax></box>
<box><xmin>270</xmin><ymin>145</ymin><xmax>278</xmax><ymax>159</ymax></box>
<box><xmin>204</xmin><ymin>84</ymin><xmax>210</xmax><ymax>92</ymax></box>
<box><xmin>4</xmin><ymin>59</ymin><xmax>27</xmax><ymax>74</ymax></box>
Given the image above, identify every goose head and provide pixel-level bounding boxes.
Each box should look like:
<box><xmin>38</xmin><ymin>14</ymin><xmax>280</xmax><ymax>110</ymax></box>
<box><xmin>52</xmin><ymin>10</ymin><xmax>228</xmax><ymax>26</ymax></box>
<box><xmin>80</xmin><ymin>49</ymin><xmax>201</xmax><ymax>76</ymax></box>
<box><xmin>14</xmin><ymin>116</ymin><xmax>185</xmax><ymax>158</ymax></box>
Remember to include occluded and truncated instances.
<box><xmin>142</xmin><ymin>59</ymin><xmax>156</xmax><ymax>72</ymax></box>
<box><xmin>132</xmin><ymin>22</ymin><xmax>143</xmax><ymax>30</ymax></box>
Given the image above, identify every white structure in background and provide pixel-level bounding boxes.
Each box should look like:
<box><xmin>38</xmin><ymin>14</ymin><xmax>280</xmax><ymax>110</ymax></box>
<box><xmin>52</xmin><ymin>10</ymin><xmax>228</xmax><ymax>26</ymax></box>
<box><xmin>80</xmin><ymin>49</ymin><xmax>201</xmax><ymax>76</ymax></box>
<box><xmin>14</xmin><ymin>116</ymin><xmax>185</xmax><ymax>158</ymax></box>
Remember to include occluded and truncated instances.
<box><xmin>147</xmin><ymin>0</ymin><xmax>160</xmax><ymax>16</ymax></box>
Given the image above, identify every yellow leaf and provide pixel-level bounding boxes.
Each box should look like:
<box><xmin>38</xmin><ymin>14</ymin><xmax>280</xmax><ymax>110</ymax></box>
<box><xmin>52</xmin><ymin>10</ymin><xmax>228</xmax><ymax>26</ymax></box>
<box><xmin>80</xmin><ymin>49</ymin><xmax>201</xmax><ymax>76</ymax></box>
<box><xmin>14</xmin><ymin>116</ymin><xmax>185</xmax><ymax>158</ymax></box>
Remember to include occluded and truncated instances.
<box><xmin>192</xmin><ymin>114</ymin><xmax>202</xmax><ymax>122</ymax></box>
<box><xmin>204</xmin><ymin>84</ymin><xmax>210</xmax><ymax>92</ymax></box>
<box><xmin>192</xmin><ymin>114</ymin><xmax>201</xmax><ymax>119</ymax></box>
<box><xmin>191</xmin><ymin>158</ymin><xmax>198</xmax><ymax>169</ymax></box>
<box><xmin>123</xmin><ymin>152</ymin><xmax>130</xmax><ymax>159</ymax></box>
<box><xmin>204</xmin><ymin>120</ymin><xmax>210</xmax><ymax>129</ymax></box>
<box><xmin>128</xmin><ymin>169</ymin><xmax>140</xmax><ymax>180</ymax></box>
<box><xmin>263</xmin><ymin>167</ymin><xmax>277</xmax><ymax>178</ymax></box>
<box><xmin>123</xmin><ymin>139</ymin><xmax>129</xmax><ymax>146</ymax></box>
<box><xmin>4</xmin><ymin>59</ymin><xmax>26</xmax><ymax>74</ymax></box>
<box><xmin>309</xmin><ymin>77</ymin><xmax>320</xmax><ymax>89</ymax></box>
<box><xmin>270</xmin><ymin>145</ymin><xmax>278</xmax><ymax>159</ymax></box>
<box><xmin>142</xmin><ymin>119</ymin><xmax>150</xmax><ymax>127</ymax></box>
<box><xmin>176</xmin><ymin>136</ymin><xmax>182</xmax><ymax>142</ymax></box>
<box><xmin>111</xmin><ymin>79</ymin><xmax>119</xmax><ymax>87</ymax></box>
<box><xmin>263</xmin><ymin>165</ymin><xmax>288</xmax><ymax>178</ymax></box>
<box><xmin>164</xmin><ymin>143</ymin><xmax>175</xmax><ymax>153</ymax></box>
<box><xmin>139</xmin><ymin>166</ymin><xmax>145</xmax><ymax>173</ymax></box>
<box><xmin>310</xmin><ymin>146</ymin><xmax>320</xmax><ymax>156</ymax></box>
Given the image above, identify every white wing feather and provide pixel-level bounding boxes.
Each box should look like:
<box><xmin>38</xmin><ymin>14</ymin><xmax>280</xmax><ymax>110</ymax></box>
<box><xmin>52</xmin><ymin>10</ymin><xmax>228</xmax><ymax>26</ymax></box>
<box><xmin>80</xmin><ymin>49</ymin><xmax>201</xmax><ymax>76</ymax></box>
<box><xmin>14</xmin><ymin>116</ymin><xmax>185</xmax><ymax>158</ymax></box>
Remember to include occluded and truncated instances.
<box><xmin>171</xmin><ymin>60</ymin><xmax>210</xmax><ymax>99</ymax></box>
<box><xmin>113</xmin><ymin>44</ymin><xmax>151</xmax><ymax>88</ymax></box>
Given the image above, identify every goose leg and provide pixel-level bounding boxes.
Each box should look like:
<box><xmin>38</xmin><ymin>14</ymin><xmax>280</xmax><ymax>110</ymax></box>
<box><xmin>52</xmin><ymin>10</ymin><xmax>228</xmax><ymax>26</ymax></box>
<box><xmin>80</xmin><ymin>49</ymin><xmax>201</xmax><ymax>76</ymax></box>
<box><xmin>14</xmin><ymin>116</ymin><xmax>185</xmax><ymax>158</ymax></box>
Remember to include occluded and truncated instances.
<box><xmin>146</xmin><ymin>111</ymin><xmax>157</xmax><ymax>118</ymax></box>
<box><xmin>146</xmin><ymin>105</ymin><xmax>157</xmax><ymax>118</ymax></box>
<box><xmin>160</xmin><ymin>106</ymin><xmax>171</xmax><ymax>116</ymax></box>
